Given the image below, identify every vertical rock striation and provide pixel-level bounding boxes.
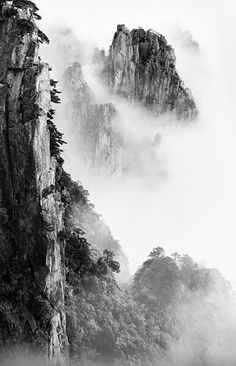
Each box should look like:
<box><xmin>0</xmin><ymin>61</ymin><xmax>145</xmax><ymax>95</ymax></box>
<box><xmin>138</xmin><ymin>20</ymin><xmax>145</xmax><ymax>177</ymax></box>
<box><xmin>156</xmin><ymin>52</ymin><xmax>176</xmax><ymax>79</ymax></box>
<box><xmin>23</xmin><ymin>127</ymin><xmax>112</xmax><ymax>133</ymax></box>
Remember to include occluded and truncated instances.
<box><xmin>64</xmin><ymin>62</ymin><xmax>122</xmax><ymax>175</ymax></box>
<box><xmin>0</xmin><ymin>1</ymin><xmax>67</xmax><ymax>363</ymax></box>
<box><xmin>103</xmin><ymin>25</ymin><xmax>198</xmax><ymax>119</ymax></box>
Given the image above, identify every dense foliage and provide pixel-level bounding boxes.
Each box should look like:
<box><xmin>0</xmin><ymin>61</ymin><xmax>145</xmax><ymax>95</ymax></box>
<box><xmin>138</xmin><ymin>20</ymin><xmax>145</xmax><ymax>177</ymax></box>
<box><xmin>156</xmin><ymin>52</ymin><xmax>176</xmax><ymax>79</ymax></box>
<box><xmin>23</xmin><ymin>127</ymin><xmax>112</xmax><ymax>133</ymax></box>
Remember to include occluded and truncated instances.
<box><xmin>58</xmin><ymin>172</ymin><xmax>155</xmax><ymax>364</ymax></box>
<box><xmin>64</xmin><ymin>242</ymin><xmax>235</xmax><ymax>365</ymax></box>
<box><xmin>59</xmin><ymin>171</ymin><xmax>129</xmax><ymax>280</ymax></box>
<box><xmin>56</xmin><ymin>166</ymin><xmax>235</xmax><ymax>365</ymax></box>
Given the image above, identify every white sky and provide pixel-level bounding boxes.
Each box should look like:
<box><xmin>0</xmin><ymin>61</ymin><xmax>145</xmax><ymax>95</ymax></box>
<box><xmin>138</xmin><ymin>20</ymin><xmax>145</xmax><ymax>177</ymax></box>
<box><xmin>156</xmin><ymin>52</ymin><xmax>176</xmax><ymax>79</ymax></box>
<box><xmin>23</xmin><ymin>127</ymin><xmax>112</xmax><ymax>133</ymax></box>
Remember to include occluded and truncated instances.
<box><xmin>38</xmin><ymin>0</ymin><xmax>236</xmax><ymax>287</ymax></box>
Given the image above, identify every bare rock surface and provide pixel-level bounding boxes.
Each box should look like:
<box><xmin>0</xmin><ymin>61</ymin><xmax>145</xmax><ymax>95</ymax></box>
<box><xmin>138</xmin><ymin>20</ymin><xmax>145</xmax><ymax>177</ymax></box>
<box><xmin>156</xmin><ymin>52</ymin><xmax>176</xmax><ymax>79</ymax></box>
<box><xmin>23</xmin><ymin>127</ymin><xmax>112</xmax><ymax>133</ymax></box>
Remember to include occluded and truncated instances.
<box><xmin>64</xmin><ymin>62</ymin><xmax>122</xmax><ymax>176</ymax></box>
<box><xmin>0</xmin><ymin>1</ymin><xmax>67</xmax><ymax>364</ymax></box>
<box><xmin>103</xmin><ymin>25</ymin><xmax>198</xmax><ymax>119</ymax></box>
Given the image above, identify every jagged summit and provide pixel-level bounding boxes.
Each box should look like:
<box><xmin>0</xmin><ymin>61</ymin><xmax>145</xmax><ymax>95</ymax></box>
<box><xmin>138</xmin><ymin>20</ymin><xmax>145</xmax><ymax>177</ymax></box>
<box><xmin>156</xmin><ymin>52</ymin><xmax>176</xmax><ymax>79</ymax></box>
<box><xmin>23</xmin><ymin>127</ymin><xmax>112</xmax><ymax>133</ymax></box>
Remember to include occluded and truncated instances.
<box><xmin>102</xmin><ymin>24</ymin><xmax>198</xmax><ymax>120</ymax></box>
<box><xmin>63</xmin><ymin>26</ymin><xmax>198</xmax><ymax>178</ymax></box>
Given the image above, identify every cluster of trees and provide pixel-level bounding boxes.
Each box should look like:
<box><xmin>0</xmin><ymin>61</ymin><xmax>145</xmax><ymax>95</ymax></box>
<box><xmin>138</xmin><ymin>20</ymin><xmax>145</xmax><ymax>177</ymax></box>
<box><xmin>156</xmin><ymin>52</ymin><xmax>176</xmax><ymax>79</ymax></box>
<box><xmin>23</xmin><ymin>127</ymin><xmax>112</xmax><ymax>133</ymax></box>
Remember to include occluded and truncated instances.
<box><xmin>59</xmin><ymin>171</ymin><xmax>130</xmax><ymax>281</ymax></box>
<box><xmin>47</xmin><ymin>107</ymin><xmax>67</xmax><ymax>164</ymax></box>
<box><xmin>55</xmin><ymin>162</ymin><xmax>235</xmax><ymax>366</ymax></box>
<box><xmin>59</xmin><ymin>172</ymin><xmax>154</xmax><ymax>364</ymax></box>
<box><xmin>64</xmin><ymin>236</ymin><xmax>235</xmax><ymax>365</ymax></box>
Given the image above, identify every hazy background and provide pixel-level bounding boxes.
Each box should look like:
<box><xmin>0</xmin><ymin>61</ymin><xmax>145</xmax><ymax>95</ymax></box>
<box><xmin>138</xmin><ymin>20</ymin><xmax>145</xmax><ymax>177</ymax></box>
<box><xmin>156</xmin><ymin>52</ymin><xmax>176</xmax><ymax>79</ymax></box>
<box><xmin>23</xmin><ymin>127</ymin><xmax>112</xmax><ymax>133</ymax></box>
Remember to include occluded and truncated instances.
<box><xmin>37</xmin><ymin>0</ymin><xmax>236</xmax><ymax>287</ymax></box>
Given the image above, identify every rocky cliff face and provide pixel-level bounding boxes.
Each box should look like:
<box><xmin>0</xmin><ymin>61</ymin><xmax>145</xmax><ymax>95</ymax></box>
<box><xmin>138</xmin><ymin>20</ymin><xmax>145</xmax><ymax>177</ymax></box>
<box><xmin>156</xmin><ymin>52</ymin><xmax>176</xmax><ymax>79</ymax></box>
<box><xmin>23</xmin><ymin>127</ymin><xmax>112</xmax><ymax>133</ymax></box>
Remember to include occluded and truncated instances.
<box><xmin>0</xmin><ymin>1</ymin><xmax>67</xmax><ymax>363</ymax></box>
<box><xmin>63</xmin><ymin>62</ymin><xmax>122</xmax><ymax>176</ymax></box>
<box><xmin>103</xmin><ymin>25</ymin><xmax>198</xmax><ymax>120</ymax></box>
<box><xmin>63</xmin><ymin>26</ymin><xmax>197</xmax><ymax>180</ymax></box>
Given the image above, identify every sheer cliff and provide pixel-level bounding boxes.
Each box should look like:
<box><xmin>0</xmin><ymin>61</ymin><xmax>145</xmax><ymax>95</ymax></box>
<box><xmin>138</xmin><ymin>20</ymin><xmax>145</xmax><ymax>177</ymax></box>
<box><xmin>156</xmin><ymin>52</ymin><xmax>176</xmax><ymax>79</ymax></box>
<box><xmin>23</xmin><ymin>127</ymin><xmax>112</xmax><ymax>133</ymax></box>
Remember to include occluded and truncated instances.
<box><xmin>0</xmin><ymin>1</ymin><xmax>67</xmax><ymax>363</ymax></box>
<box><xmin>63</xmin><ymin>62</ymin><xmax>123</xmax><ymax>176</ymax></box>
<box><xmin>0</xmin><ymin>4</ymin><xmax>129</xmax><ymax>363</ymax></box>
<box><xmin>102</xmin><ymin>25</ymin><xmax>198</xmax><ymax>119</ymax></box>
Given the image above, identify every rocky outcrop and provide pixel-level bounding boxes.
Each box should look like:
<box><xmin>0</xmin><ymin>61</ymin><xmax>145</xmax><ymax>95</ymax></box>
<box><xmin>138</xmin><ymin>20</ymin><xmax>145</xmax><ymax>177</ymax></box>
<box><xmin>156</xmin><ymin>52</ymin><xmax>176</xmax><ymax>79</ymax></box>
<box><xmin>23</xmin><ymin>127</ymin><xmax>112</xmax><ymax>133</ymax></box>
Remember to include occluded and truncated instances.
<box><xmin>64</xmin><ymin>62</ymin><xmax>122</xmax><ymax>176</ymax></box>
<box><xmin>63</xmin><ymin>26</ymin><xmax>198</xmax><ymax>178</ymax></box>
<box><xmin>0</xmin><ymin>1</ymin><xmax>67</xmax><ymax>364</ymax></box>
<box><xmin>102</xmin><ymin>25</ymin><xmax>198</xmax><ymax>119</ymax></box>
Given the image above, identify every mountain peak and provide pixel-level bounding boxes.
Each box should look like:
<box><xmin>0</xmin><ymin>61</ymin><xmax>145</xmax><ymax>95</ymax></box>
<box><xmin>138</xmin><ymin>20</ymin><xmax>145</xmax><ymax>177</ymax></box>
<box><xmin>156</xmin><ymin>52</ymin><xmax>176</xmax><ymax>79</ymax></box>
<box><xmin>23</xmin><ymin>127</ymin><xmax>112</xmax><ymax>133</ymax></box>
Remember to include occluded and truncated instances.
<box><xmin>102</xmin><ymin>24</ymin><xmax>198</xmax><ymax>120</ymax></box>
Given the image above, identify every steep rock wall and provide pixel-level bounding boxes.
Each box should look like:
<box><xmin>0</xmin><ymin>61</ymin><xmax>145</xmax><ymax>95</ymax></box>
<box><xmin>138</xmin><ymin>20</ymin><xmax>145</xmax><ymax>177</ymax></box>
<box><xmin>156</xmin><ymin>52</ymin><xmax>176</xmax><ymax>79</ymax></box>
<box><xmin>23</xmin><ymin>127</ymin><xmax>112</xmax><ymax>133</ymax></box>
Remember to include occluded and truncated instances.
<box><xmin>103</xmin><ymin>25</ymin><xmax>198</xmax><ymax>120</ymax></box>
<box><xmin>0</xmin><ymin>1</ymin><xmax>67</xmax><ymax>364</ymax></box>
<box><xmin>63</xmin><ymin>62</ymin><xmax>122</xmax><ymax>176</ymax></box>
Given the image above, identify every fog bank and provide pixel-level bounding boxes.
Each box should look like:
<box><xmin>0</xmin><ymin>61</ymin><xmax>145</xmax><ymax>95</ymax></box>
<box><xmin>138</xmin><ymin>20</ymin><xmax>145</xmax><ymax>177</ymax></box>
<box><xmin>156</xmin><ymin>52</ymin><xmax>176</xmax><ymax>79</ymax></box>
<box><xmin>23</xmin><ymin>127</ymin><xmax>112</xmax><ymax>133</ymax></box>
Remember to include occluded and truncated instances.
<box><xmin>37</xmin><ymin>0</ymin><xmax>236</xmax><ymax>289</ymax></box>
